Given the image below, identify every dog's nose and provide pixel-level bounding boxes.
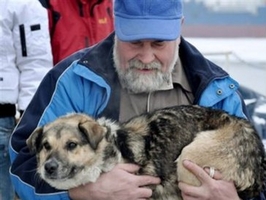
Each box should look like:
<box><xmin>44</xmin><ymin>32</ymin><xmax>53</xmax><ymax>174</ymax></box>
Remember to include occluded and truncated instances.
<box><xmin>45</xmin><ymin>160</ymin><xmax>59</xmax><ymax>175</ymax></box>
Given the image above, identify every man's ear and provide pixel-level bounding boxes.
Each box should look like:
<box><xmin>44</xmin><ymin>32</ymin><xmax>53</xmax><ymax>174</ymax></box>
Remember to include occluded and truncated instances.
<box><xmin>26</xmin><ymin>127</ymin><xmax>44</xmax><ymax>153</ymax></box>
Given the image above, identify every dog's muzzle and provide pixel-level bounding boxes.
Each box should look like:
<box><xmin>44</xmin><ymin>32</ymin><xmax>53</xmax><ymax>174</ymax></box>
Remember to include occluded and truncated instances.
<box><xmin>44</xmin><ymin>159</ymin><xmax>59</xmax><ymax>178</ymax></box>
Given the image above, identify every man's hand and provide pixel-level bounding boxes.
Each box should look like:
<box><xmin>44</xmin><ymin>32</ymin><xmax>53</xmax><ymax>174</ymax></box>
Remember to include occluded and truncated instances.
<box><xmin>69</xmin><ymin>163</ymin><xmax>161</xmax><ymax>200</ymax></box>
<box><xmin>178</xmin><ymin>160</ymin><xmax>241</xmax><ymax>200</ymax></box>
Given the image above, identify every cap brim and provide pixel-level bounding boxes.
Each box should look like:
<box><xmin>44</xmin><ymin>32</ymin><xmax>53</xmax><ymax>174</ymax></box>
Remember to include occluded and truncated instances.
<box><xmin>115</xmin><ymin>16</ymin><xmax>182</xmax><ymax>41</ymax></box>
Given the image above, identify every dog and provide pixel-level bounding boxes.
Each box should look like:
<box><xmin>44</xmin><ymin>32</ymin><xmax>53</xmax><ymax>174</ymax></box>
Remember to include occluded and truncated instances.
<box><xmin>27</xmin><ymin>105</ymin><xmax>266</xmax><ymax>200</ymax></box>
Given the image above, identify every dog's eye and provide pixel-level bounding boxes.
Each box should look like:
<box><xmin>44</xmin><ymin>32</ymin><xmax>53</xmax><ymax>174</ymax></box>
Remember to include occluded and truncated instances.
<box><xmin>66</xmin><ymin>142</ymin><xmax>77</xmax><ymax>151</ymax></box>
<box><xmin>43</xmin><ymin>141</ymin><xmax>51</xmax><ymax>151</ymax></box>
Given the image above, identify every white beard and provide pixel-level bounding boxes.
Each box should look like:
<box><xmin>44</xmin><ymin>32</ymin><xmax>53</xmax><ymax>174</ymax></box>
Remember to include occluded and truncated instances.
<box><xmin>116</xmin><ymin>59</ymin><xmax>171</xmax><ymax>93</ymax></box>
<box><xmin>113</xmin><ymin>39</ymin><xmax>179</xmax><ymax>94</ymax></box>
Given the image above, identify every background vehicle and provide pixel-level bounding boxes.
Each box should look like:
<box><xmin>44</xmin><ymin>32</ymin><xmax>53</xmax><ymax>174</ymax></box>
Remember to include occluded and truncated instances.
<box><xmin>239</xmin><ymin>85</ymin><xmax>266</xmax><ymax>148</ymax></box>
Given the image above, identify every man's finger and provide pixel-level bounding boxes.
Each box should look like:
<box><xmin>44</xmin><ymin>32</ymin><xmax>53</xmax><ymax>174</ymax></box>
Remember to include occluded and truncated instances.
<box><xmin>182</xmin><ymin>160</ymin><xmax>213</xmax><ymax>183</ymax></box>
<box><xmin>204</xmin><ymin>167</ymin><xmax>223</xmax><ymax>180</ymax></box>
<box><xmin>116</xmin><ymin>163</ymin><xmax>140</xmax><ymax>173</ymax></box>
<box><xmin>136</xmin><ymin>175</ymin><xmax>161</xmax><ymax>187</ymax></box>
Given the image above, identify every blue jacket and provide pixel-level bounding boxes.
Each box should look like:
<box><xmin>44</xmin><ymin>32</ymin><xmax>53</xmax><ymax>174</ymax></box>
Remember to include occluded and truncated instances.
<box><xmin>9</xmin><ymin>32</ymin><xmax>263</xmax><ymax>200</ymax></box>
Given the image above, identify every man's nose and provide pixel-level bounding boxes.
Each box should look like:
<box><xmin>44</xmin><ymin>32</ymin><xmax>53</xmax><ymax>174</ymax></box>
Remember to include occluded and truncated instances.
<box><xmin>137</xmin><ymin>45</ymin><xmax>155</xmax><ymax>64</ymax></box>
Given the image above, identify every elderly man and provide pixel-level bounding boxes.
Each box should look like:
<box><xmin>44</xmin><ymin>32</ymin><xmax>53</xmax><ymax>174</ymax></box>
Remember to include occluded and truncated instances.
<box><xmin>10</xmin><ymin>0</ymin><xmax>264</xmax><ymax>200</ymax></box>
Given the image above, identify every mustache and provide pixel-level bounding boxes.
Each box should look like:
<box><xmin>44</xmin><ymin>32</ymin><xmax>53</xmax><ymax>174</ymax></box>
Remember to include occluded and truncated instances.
<box><xmin>128</xmin><ymin>59</ymin><xmax>162</xmax><ymax>70</ymax></box>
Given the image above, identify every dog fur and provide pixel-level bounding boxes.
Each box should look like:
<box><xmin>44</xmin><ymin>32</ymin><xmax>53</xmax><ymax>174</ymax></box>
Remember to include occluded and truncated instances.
<box><xmin>27</xmin><ymin>105</ymin><xmax>266</xmax><ymax>200</ymax></box>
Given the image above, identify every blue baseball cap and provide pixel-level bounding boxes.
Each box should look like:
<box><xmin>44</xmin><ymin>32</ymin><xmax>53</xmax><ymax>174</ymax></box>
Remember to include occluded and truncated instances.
<box><xmin>114</xmin><ymin>0</ymin><xmax>183</xmax><ymax>41</ymax></box>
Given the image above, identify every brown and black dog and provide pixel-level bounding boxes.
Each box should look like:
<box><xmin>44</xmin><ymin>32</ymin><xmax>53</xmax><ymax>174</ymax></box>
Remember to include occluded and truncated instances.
<box><xmin>27</xmin><ymin>105</ymin><xmax>266</xmax><ymax>200</ymax></box>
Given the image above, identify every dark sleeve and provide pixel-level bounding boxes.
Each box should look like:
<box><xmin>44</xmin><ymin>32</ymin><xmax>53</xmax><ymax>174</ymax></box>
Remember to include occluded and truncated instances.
<box><xmin>39</xmin><ymin>0</ymin><xmax>50</xmax><ymax>8</ymax></box>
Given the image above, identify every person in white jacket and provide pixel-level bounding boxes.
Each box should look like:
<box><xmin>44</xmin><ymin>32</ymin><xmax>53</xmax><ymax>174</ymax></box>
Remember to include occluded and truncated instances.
<box><xmin>0</xmin><ymin>0</ymin><xmax>53</xmax><ymax>199</ymax></box>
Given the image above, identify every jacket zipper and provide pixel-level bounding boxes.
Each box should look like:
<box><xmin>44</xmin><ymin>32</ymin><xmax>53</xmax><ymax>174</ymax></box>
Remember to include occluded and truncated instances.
<box><xmin>19</xmin><ymin>24</ymin><xmax>27</xmax><ymax>57</ymax></box>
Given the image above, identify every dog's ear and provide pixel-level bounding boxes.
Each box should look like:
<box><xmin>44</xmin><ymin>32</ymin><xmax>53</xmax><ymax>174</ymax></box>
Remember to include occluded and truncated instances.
<box><xmin>78</xmin><ymin>120</ymin><xmax>105</xmax><ymax>150</ymax></box>
<box><xmin>26</xmin><ymin>126</ymin><xmax>44</xmax><ymax>153</ymax></box>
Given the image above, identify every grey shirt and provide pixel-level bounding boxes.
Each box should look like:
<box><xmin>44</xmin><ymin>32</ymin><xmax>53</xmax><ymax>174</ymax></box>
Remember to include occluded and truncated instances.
<box><xmin>119</xmin><ymin>60</ymin><xmax>194</xmax><ymax>122</ymax></box>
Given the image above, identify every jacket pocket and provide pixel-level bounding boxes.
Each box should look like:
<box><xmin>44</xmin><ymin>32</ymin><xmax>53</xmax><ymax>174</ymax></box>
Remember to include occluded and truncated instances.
<box><xmin>19</xmin><ymin>24</ymin><xmax>27</xmax><ymax>57</ymax></box>
<box><xmin>15</xmin><ymin>21</ymin><xmax>50</xmax><ymax>57</ymax></box>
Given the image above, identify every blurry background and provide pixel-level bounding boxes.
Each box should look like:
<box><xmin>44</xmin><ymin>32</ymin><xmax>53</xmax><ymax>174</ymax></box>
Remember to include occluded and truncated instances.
<box><xmin>182</xmin><ymin>0</ymin><xmax>266</xmax><ymax>95</ymax></box>
<box><xmin>181</xmin><ymin>0</ymin><xmax>266</xmax><ymax>145</ymax></box>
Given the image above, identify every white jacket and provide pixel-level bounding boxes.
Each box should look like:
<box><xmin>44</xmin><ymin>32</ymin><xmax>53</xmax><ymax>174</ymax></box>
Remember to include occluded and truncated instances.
<box><xmin>0</xmin><ymin>0</ymin><xmax>53</xmax><ymax>111</ymax></box>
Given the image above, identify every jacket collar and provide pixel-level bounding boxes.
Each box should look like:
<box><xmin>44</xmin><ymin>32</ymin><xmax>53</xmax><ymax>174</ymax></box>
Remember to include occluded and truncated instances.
<box><xmin>179</xmin><ymin>36</ymin><xmax>228</xmax><ymax>102</ymax></box>
<box><xmin>78</xmin><ymin>32</ymin><xmax>229</xmax><ymax>104</ymax></box>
